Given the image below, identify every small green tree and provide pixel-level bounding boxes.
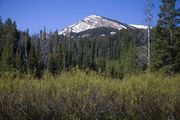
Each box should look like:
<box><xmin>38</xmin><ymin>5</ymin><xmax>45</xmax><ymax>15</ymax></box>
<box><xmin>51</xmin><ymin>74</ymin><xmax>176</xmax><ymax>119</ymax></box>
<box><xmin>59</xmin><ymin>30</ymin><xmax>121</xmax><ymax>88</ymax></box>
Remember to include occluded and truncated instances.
<box><xmin>48</xmin><ymin>53</ymin><xmax>57</xmax><ymax>75</ymax></box>
<box><xmin>120</xmin><ymin>42</ymin><xmax>138</xmax><ymax>75</ymax></box>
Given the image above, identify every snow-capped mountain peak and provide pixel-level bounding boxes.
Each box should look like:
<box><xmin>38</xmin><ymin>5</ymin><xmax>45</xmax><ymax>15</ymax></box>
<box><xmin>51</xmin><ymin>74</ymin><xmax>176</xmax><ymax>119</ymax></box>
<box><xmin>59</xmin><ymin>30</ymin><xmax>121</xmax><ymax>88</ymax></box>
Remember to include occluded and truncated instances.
<box><xmin>85</xmin><ymin>15</ymin><xmax>102</xmax><ymax>20</ymax></box>
<box><xmin>58</xmin><ymin>15</ymin><xmax>150</xmax><ymax>35</ymax></box>
<box><xmin>59</xmin><ymin>15</ymin><xmax>128</xmax><ymax>35</ymax></box>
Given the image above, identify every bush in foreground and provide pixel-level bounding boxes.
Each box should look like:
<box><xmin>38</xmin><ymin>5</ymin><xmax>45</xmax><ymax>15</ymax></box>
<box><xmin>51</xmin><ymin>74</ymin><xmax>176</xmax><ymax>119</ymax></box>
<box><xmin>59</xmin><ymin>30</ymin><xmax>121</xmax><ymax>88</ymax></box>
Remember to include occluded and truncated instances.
<box><xmin>0</xmin><ymin>70</ymin><xmax>179</xmax><ymax>120</ymax></box>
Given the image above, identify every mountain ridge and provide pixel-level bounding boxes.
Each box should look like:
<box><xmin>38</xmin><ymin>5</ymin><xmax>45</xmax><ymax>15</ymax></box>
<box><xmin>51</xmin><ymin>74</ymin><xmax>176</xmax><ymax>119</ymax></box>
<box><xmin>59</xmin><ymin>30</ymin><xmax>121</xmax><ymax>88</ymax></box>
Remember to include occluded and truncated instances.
<box><xmin>58</xmin><ymin>15</ymin><xmax>148</xmax><ymax>35</ymax></box>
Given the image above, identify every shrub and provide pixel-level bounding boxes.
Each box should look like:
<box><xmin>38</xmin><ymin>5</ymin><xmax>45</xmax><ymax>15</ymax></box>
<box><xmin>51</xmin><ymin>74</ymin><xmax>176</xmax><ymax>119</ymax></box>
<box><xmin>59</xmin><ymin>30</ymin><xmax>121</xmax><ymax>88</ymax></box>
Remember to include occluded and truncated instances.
<box><xmin>0</xmin><ymin>70</ymin><xmax>179</xmax><ymax>119</ymax></box>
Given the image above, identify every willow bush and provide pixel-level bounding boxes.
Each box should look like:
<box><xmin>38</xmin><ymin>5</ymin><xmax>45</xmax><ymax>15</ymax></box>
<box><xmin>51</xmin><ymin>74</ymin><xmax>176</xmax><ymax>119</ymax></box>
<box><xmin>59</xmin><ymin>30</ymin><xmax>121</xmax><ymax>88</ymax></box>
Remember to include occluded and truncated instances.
<box><xmin>0</xmin><ymin>70</ymin><xmax>179</xmax><ymax>120</ymax></box>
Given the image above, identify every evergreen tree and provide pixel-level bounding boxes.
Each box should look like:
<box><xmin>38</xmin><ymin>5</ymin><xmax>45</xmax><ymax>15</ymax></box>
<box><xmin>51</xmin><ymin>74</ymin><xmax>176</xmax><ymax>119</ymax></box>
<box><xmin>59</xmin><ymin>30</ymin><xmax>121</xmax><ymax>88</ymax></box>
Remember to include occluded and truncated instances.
<box><xmin>28</xmin><ymin>46</ymin><xmax>37</xmax><ymax>73</ymax></box>
<box><xmin>79</xmin><ymin>38</ymin><xmax>84</xmax><ymax>68</ymax></box>
<box><xmin>172</xmin><ymin>26</ymin><xmax>180</xmax><ymax>73</ymax></box>
<box><xmin>48</xmin><ymin>53</ymin><xmax>57</xmax><ymax>75</ymax></box>
<box><xmin>151</xmin><ymin>0</ymin><xmax>180</xmax><ymax>73</ymax></box>
<box><xmin>56</xmin><ymin>43</ymin><xmax>63</xmax><ymax>72</ymax></box>
<box><xmin>34</xmin><ymin>37</ymin><xmax>44</xmax><ymax>78</ymax></box>
<box><xmin>0</xmin><ymin>17</ymin><xmax>3</xmax><ymax>62</ymax></box>
<box><xmin>14</xmin><ymin>47</ymin><xmax>22</xmax><ymax>70</ymax></box>
<box><xmin>20</xmin><ymin>30</ymin><xmax>31</xmax><ymax>72</ymax></box>
<box><xmin>91</xmin><ymin>39</ymin><xmax>97</xmax><ymax>70</ymax></box>
<box><xmin>25</xmin><ymin>30</ymin><xmax>31</xmax><ymax>55</ymax></box>
<box><xmin>48</xmin><ymin>37</ymin><xmax>57</xmax><ymax>75</ymax></box>
<box><xmin>1</xmin><ymin>18</ymin><xmax>18</xmax><ymax>70</ymax></box>
<box><xmin>121</xmin><ymin>42</ymin><xmax>138</xmax><ymax>75</ymax></box>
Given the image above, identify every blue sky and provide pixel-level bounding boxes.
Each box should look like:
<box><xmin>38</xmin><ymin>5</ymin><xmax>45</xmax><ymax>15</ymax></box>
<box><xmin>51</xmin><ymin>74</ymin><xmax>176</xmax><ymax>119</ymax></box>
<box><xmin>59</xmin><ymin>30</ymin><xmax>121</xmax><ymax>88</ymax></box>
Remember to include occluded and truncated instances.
<box><xmin>0</xmin><ymin>0</ymin><xmax>179</xmax><ymax>34</ymax></box>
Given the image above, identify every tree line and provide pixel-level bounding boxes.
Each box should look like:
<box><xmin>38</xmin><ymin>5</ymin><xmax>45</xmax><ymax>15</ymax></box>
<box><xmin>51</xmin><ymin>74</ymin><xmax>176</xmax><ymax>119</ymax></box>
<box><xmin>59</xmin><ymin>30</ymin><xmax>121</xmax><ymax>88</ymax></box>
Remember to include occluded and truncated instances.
<box><xmin>0</xmin><ymin>0</ymin><xmax>179</xmax><ymax>78</ymax></box>
<box><xmin>0</xmin><ymin>17</ymin><xmax>145</xmax><ymax>79</ymax></box>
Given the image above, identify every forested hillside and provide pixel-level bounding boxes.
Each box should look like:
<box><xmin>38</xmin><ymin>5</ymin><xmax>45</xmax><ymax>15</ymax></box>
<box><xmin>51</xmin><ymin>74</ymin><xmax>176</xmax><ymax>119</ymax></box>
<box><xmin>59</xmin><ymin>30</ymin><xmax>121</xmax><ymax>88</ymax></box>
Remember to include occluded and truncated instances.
<box><xmin>0</xmin><ymin>0</ymin><xmax>179</xmax><ymax>78</ymax></box>
<box><xmin>0</xmin><ymin>17</ymin><xmax>146</xmax><ymax>79</ymax></box>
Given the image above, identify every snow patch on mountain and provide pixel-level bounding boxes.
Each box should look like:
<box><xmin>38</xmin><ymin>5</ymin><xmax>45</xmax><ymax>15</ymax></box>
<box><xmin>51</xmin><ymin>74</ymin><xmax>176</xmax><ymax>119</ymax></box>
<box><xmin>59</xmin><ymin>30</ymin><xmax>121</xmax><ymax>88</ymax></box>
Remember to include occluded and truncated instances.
<box><xmin>129</xmin><ymin>24</ymin><xmax>148</xmax><ymax>29</ymax></box>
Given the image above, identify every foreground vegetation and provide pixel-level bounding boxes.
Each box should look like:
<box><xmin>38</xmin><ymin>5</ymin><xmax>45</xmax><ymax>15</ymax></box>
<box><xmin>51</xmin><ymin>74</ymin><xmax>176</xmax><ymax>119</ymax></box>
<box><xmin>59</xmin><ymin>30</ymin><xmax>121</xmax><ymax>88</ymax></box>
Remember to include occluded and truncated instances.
<box><xmin>0</xmin><ymin>70</ymin><xmax>179</xmax><ymax>120</ymax></box>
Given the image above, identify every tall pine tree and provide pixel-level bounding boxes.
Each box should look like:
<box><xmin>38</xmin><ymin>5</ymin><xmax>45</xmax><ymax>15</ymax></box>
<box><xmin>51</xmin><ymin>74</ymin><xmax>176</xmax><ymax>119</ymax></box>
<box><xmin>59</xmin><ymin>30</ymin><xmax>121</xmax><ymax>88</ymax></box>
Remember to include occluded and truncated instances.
<box><xmin>151</xmin><ymin>0</ymin><xmax>180</xmax><ymax>73</ymax></box>
<box><xmin>1</xmin><ymin>18</ymin><xmax>18</xmax><ymax>70</ymax></box>
<box><xmin>0</xmin><ymin>17</ymin><xmax>3</xmax><ymax>63</ymax></box>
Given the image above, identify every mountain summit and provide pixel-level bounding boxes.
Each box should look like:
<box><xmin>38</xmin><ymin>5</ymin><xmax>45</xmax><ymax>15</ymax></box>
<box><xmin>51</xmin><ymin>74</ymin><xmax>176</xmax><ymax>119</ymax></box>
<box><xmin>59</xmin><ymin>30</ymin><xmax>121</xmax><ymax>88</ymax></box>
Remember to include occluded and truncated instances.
<box><xmin>59</xmin><ymin>15</ymin><xmax>147</xmax><ymax>35</ymax></box>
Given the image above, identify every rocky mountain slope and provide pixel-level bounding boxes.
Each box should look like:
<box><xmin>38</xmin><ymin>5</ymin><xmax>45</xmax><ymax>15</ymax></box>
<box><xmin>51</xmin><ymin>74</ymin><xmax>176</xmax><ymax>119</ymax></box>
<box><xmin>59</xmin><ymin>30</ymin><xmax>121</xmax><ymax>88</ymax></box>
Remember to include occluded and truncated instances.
<box><xmin>58</xmin><ymin>15</ymin><xmax>147</xmax><ymax>35</ymax></box>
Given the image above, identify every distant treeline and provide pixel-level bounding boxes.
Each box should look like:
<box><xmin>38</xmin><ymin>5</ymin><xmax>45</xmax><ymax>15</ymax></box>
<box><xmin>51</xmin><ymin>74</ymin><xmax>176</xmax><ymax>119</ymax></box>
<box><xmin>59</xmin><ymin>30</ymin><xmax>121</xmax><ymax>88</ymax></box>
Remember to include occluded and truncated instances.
<box><xmin>0</xmin><ymin>0</ymin><xmax>179</xmax><ymax>78</ymax></box>
<box><xmin>0</xmin><ymin>19</ymin><xmax>145</xmax><ymax>79</ymax></box>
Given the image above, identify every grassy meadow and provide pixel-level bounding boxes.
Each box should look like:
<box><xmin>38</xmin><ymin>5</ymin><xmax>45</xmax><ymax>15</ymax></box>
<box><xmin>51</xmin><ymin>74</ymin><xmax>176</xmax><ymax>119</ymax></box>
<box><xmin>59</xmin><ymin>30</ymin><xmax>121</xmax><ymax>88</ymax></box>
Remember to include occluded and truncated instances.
<box><xmin>0</xmin><ymin>70</ymin><xmax>179</xmax><ymax>120</ymax></box>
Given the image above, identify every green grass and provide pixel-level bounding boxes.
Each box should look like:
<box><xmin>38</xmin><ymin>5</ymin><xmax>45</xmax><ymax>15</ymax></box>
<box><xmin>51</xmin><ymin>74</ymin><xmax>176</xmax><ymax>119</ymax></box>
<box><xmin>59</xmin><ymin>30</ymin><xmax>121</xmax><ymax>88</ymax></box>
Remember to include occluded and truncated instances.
<box><xmin>0</xmin><ymin>69</ymin><xmax>179</xmax><ymax>120</ymax></box>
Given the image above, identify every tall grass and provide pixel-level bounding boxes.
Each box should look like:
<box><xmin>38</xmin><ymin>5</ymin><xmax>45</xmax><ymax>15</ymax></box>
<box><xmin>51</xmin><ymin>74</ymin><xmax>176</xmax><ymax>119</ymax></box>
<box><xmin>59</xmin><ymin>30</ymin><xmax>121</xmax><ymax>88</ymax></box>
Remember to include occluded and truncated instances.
<box><xmin>0</xmin><ymin>69</ymin><xmax>179</xmax><ymax>120</ymax></box>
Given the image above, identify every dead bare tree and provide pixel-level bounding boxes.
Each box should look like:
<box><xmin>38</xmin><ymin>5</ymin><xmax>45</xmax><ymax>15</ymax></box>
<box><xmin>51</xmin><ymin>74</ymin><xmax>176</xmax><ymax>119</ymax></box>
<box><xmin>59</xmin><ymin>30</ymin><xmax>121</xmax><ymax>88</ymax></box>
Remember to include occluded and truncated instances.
<box><xmin>145</xmin><ymin>0</ymin><xmax>153</xmax><ymax>66</ymax></box>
